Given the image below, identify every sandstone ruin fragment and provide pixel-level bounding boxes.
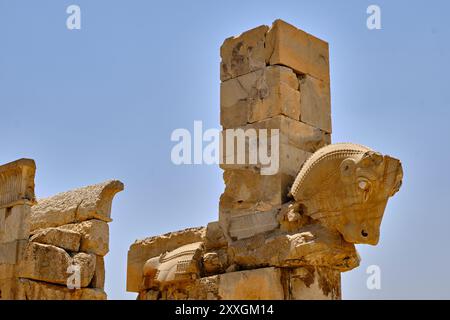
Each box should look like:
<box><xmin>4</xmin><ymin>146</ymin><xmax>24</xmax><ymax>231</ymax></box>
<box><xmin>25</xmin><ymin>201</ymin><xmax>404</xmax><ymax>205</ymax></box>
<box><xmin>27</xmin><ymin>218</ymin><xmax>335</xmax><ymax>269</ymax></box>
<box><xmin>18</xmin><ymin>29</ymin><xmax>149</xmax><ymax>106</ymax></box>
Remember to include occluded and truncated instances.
<box><xmin>127</xmin><ymin>19</ymin><xmax>403</xmax><ymax>300</ymax></box>
<box><xmin>0</xmin><ymin>158</ymin><xmax>123</xmax><ymax>300</ymax></box>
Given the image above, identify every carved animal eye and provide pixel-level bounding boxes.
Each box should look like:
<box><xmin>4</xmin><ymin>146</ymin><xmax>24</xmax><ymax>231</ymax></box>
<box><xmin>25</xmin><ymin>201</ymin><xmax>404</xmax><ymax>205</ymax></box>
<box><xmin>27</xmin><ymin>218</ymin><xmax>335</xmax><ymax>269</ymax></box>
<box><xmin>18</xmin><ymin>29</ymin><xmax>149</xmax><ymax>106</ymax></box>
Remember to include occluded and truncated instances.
<box><xmin>358</xmin><ymin>179</ymin><xmax>371</xmax><ymax>202</ymax></box>
<box><xmin>358</xmin><ymin>180</ymin><xmax>369</xmax><ymax>190</ymax></box>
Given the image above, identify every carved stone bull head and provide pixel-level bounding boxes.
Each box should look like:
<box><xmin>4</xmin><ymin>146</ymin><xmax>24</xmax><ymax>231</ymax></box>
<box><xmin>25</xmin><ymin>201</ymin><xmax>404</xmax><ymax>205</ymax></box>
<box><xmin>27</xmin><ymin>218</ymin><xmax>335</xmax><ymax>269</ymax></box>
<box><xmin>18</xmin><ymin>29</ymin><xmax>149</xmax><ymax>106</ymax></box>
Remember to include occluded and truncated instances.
<box><xmin>290</xmin><ymin>143</ymin><xmax>403</xmax><ymax>245</ymax></box>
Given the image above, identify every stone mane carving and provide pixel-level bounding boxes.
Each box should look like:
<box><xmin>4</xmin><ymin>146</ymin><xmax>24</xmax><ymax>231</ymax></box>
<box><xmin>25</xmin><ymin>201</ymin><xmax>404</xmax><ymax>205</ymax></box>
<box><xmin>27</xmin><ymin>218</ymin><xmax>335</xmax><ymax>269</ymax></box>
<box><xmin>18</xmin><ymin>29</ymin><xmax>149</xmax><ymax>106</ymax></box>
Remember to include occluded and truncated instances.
<box><xmin>142</xmin><ymin>242</ymin><xmax>204</xmax><ymax>289</ymax></box>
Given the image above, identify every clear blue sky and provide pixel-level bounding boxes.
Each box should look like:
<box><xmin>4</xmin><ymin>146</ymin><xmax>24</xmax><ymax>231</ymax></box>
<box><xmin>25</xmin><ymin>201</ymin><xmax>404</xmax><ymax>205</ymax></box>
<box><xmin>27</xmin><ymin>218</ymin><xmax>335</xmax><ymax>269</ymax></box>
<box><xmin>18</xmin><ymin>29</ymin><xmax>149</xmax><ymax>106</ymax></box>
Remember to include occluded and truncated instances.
<box><xmin>1</xmin><ymin>0</ymin><xmax>449</xmax><ymax>299</ymax></box>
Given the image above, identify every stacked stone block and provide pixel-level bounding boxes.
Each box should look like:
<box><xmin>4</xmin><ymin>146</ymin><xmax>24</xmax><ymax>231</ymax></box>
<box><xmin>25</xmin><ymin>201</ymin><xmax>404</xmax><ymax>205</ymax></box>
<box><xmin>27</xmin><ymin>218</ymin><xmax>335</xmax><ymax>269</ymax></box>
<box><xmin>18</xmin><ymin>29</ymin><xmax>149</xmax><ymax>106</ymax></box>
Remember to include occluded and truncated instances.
<box><xmin>0</xmin><ymin>158</ymin><xmax>123</xmax><ymax>300</ymax></box>
<box><xmin>0</xmin><ymin>159</ymin><xmax>35</xmax><ymax>299</ymax></box>
<box><xmin>219</xmin><ymin>19</ymin><xmax>331</xmax><ymax>242</ymax></box>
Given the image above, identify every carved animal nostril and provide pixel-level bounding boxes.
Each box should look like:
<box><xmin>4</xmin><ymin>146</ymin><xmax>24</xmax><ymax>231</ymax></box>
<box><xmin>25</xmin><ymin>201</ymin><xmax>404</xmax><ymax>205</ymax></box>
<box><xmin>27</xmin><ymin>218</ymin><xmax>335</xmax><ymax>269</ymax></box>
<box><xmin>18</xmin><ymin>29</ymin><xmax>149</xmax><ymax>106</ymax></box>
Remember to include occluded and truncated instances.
<box><xmin>361</xmin><ymin>230</ymin><xmax>369</xmax><ymax>237</ymax></box>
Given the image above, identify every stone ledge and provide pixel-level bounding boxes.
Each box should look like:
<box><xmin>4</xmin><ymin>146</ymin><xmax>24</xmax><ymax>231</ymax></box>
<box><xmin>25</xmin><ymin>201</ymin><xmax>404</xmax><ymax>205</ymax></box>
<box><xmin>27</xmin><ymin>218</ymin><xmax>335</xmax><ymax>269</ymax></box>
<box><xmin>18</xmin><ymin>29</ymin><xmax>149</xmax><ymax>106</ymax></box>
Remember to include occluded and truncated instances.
<box><xmin>30</xmin><ymin>180</ymin><xmax>124</xmax><ymax>231</ymax></box>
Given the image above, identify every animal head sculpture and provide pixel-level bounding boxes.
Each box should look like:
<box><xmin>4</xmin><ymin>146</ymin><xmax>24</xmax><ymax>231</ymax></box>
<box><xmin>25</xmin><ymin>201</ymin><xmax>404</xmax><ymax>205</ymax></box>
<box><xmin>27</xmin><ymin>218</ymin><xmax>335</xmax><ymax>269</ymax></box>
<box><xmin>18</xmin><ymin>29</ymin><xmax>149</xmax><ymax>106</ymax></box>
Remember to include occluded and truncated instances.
<box><xmin>290</xmin><ymin>143</ymin><xmax>403</xmax><ymax>245</ymax></box>
<box><xmin>142</xmin><ymin>242</ymin><xmax>204</xmax><ymax>289</ymax></box>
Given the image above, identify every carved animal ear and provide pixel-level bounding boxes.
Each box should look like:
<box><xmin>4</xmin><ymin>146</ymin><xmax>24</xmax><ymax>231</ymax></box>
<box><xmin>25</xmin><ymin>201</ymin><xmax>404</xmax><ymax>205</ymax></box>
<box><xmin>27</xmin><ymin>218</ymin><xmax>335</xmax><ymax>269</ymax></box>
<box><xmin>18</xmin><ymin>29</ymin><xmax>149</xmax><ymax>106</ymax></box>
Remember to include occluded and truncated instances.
<box><xmin>340</xmin><ymin>158</ymin><xmax>356</xmax><ymax>180</ymax></box>
<box><xmin>360</xmin><ymin>151</ymin><xmax>383</xmax><ymax>167</ymax></box>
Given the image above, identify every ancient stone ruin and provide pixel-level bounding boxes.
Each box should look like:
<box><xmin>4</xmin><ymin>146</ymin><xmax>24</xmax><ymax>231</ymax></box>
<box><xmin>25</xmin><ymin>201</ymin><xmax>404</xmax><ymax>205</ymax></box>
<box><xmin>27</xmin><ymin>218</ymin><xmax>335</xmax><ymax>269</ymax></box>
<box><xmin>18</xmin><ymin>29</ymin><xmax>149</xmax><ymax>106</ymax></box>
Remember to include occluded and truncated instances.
<box><xmin>0</xmin><ymin>19</ymin><xmax>403</xmax><ymax>300</ymax></box>
<box><xmin>126</xmin><ymin>20</ymin><xmax>403</xmax><ymax>300</ymax></box>
<box><xmin>0</xmin><ymin>159</ymin><xmax>123</xmax><ymax>299</ymax></box>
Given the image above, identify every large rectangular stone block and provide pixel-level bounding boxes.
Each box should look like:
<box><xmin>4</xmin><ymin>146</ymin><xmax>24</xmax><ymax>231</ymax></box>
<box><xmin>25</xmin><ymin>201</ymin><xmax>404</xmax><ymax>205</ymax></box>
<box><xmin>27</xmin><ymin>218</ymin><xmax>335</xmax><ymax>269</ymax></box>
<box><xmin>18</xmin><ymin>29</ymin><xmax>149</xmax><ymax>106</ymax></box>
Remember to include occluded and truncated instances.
<box><xmin>228</xmin><ymin>210</ymin><xmax>279</xmax><ymax>241</ymax></box>
<box><xmin>229</xmin><ymin>224</ymin><xmax>359</xmax><ymax>271</ymax></box>
<box><xmin>299</xmin><ymin>74</ymin><xmax>331</xmax><ymax>133</ymax></box>
<box><xmin>289</xmin><ymin>267</ymin><xmax>341</xmax><ymax>300</ymax></box>
<box><xmin>15</xmin><ymin>278</ymin><xmax>107</xmax><ymax>300</ymax></box>
<box><xmin>218</xmin><ymin>267</ymin><xmax>285</xmax><ymax>300</ymax></box>
<box><xmin>220</xmin><ymin>115</ymin><xmax>328</xmax><ymax>176</ymax></box>
<box><xmin>221</xmin><ymin>139</ymin><xmax>311</xmax><ymax>178</ymax></box>
<box><xmin>242</xmin><ymin>115</ymin><xmax>330</xmax><ymax>152</ymax></box>
<box><xmin>220</xmin><ymin>25</ymin><xmax>269</xmax><ymax>81</ymax></box>
<box><xmin>0</xmin><ymin>240</ymin><xmax>27</xmax><ymax>265</ymax></box>
<box><xmin>58</xmin><ymin>219</ymin><xmax>109</xmax><ymax>256</ymax></box>
<box><xmin>219</xmin><ymin>170</ymin><xmax>293</xmax><ymax>214</ymax></box>
<box><xmin>221</xmin><ymin>66</ymin><xmax>300</xmax><ymax>128</ymax></box>
<box><xmin>30</xmin><ymin>227</ymin><xmax>81</xmax><ymax>252</ymax></box>
<box><xmin>0</xmin><ymin>205</ymin><xmax>31</xmax><ymax>244</ymax></box>
<box><xmin>220</xmin><ymin>19</ymin><xmax>330</xmax><ymax>84</ymax></box>
<box><xmin>17</xmin><ymin>242</ymin><xmax>95</xmax><ymax>287</ymax></box>
<box><xmin>266</xmin><ymin>19</ymin><xmax>330</xmax><ymax>83</ymax></box>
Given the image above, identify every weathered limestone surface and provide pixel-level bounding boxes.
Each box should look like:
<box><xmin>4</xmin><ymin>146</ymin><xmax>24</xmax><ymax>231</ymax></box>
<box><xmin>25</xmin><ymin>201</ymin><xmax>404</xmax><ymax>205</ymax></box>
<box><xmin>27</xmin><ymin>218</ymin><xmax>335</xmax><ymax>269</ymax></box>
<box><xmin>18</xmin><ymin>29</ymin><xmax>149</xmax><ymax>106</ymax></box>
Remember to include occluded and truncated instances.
<box><xmin>30</xmin><ymin>228</ymin><xmax>81</xmax><ymax>252</ymax></box>
<box><xmin>0</xmin><ymin>278</ymin><xmax>19</xmax><ymax>299</ymax></box>
<box><xmin>221</xmin><ymin>19</ymin><xmax>330</xmax><ymax>86</ymax></box>
<box><xmin>0</xmin><ymin>205</ymin><xmax>31</xmax><ymax>244</ymax></box>
<box><xmin>0</xmin><ymin>159</ymin><xmax>36</xmax><ymax>209</ymax></box>
<box><xmin>0</xmin><ymin>156</ymin><xmax>123</xmax><ymax>300</ymax></box>
<box><xmin>0</xmin><ymin>264</ymin><xmax>15</xmax><ymax>280</ymax></box>
<box><xmin>30</xmin><ymin>180</ymin><xmax>124</xmax><ymax>231</ymax></box>
<box><xmin>140</xmin><ymin>275</ymin><xmax>221</xmax><ymax>300</ymax></box>
<box><xmin>221</xmin><ymin>66</ymin><xmax>301</xmax><ymax>128</ymax></box>
<box><xmin>0</xmin><ymin>240</ymin><xmax>28</xmax><ymax>265</ymax></box>
<box><xmin>299</xmin><ymin>74</ymin><xmax>331</xmax><ymax>133</ymax></box>
<box><xmin>58</xmin><ymin>219</ymin><xmax>109</xmax><ymax>256</ymax></box>
<box><xmin>220</xmin><ymin>115</ymin><xmax>327</xmax><ymax>175</ymax></box>
<box><xmin>128</xmin><ymin>19</ymin><xmax>403</xmax><ymax>301</ymax></box>
<box><xmin>137</xmin><ymin>266</ymin><xmax>340</xmax><ymax>300</ymax></box>
<box><xmin>288</xmin><ymin>267</ymin><xmax>341</xmax><ymax>300</ymax></box>
<box><xmin>219</xmin><ymin>170</ymin><xmax>293</xmax><ymax>214</ymax></box>
<box><xmin>0</xmin><ymin>159</ymin><xmax>35</xmax><ymax>290</ymax></box>
<box><xmin>220</xmin><ymin>25</ymin><xmax>269</xmax><ymax>81</ymax></box>
<box><xmin>91</xmin><ymin>255</ymin><xmax>105</xmax><ymax>289</ymax></box>
<box><xmin>227</xmin><ymin>210</ymin><xmax>279</xmax><ymax>241</ymax></box>
<box><xmin>228</xmin><ymin>224</ymin><xmax>359</xmax><ymax>270</ymax></box>
<box><xmin>219</xmin><ymin>267</ymin><xmax>284</xmax><ymax>300</ymax></box>
<box><xmin>17</xmin><ymin>242</ymin><xmax>96</xmax><ymax>287</ymax></box>
<box><xmin>204</xmin><ymin>221</ymin><xmax>227</xmax><ymax>250</ymax></box>
<box><xmin>16</xmin><ymin>278</ymin><xmax>106</xmax><ymax>300</ymax></box>
<box><xmin>265</xmin><ymin>19</ymin><xmax>330</xmax><ymax>83</ymax></box>
<box><xmin>127</xmin><ymin>227</ymin><xmax>206</xmax><ymax>292</ymax></box>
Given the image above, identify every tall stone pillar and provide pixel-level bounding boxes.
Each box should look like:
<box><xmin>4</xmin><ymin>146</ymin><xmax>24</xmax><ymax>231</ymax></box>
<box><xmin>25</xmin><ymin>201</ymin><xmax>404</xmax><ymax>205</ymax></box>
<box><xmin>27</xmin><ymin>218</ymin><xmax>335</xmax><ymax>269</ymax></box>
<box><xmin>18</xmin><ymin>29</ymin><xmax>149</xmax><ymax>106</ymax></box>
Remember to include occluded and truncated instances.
<box><xmin>0</xmin><ymin>159</ymin><xmax>36</xmax><ymax>299</ymax></box>
<box><xmin>219</xmin><ymin>19</ymin><xmax>332</xmax><ymax>242</ymax></box>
